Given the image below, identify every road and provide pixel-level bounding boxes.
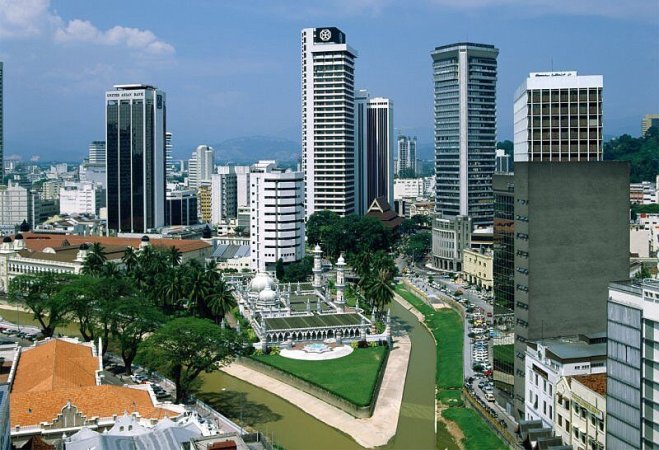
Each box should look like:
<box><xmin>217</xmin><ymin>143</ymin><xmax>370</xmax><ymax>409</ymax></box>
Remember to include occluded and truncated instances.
<box><xmin>399</xmin><ymin>257</ymin><xmax>519</xmax><ymax>436</ymax></box>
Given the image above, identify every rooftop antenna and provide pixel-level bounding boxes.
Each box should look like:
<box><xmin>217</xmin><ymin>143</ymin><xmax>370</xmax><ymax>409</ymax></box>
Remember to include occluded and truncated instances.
<box><xmin>551</xmin><ymin>57</ymin><xmax>554</xmax><ymax>72</ymax></box>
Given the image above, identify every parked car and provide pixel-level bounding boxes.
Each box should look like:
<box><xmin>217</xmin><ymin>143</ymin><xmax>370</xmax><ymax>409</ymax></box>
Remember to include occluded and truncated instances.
<box><xmin>485</xmin><ymin>392</ymin><xmax>495</xmax><ymax>402</ymax></box>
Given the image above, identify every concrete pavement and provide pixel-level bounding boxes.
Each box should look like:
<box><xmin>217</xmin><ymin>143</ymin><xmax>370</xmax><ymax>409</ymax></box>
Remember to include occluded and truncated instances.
<box><xmin>221</xmin><ymin>334</ymin><xmax>412</xmax><ymax>448</ymax></box>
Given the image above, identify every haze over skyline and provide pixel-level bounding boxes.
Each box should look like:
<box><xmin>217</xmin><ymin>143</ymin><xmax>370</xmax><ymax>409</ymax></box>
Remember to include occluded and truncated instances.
<box><xmin>0</xmin><ymin>0</ymin><xmax>657</xmax><ymax>161</ymax></box>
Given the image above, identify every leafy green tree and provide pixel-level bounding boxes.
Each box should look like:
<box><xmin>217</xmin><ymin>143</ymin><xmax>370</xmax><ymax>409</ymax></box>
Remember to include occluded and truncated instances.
<box><xmin>411</xmin><ymin>214</ymin><xmax>432</xmax><ymax>228</ymax></box>
<box><xmin>8</xmin><ymin>273</ymin><xmax>74</xmax><ymax>337</ymax></box>
<box><xmin>57</xmin><ymin>276</ymin><xmax>133</xmax><ymax>352</ymax></box>
<box><xmin>281</xmin><ymin>255</ymin><xmax>313</xmax><ymax>282</ymax></box>
<box><xmin>604</xmin><ymin>128</ymin><xmax>659</xmax><ymax>182</ymax></box>
<box><xmin>275</xmin><ymin>258</ymin><xmax>285</xmax><ymax>281</ymax></box>
<box><xmin>399</xmin><ymin>219</ymin><xmax>418</xmax><ymax>235</ymax></box>
<box><xmin>404</xmin><ymin>231</ymin><xmax>432</xmax><ymax>261</ymax></box>
<box><xmin>136</xmin><ymin>317</ymin><xmax>243</xmax><ymax>402</ymax></box>
<box><xmin>113</xmin><ymin>298</ymin><xmax>165</xmax><ymax>374</ymax></box>
<box><xmin>305</xmin><ymin>210</ymin><xmax>341</xmax><ymax>246</ymax></box>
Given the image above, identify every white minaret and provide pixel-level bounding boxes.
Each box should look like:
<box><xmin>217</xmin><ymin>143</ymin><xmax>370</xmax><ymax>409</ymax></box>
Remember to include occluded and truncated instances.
<box><xmin>312</xmin><ymin>244</ymin><xmax>323</xmax><ymax>289</ymax></box>
<box><xmin>335</xmin><ymin>253</ymin><xmax>346</xmax><ymax>312</ymax></box>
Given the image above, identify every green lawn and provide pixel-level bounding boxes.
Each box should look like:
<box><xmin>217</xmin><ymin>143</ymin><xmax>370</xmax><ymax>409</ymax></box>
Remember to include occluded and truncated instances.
<box><xmin>395</xmin><ymin>285</ymin><xmax>463</xmax><ymax>388</ymax></box>
<box><xmin>442</xmin><ymin>408</ymin><xmax>508</xmax><ymax>450</ymax></box>
<box><xmin>396</xmin><ymin>285</ymin><xmax>507</xmax><ymax>450</ymax></box>
<box><xmin>250</xmin><ymin>346</ymin><xmax>388</xmax><ymax>407</ymax></box>
<box><xmin>0</xmin><ymin>307</ymin><xmax>82</xmax><ymax>338</ymax></box>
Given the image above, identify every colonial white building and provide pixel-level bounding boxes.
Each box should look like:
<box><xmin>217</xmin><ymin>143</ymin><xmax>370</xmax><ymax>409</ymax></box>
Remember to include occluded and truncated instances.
<box><xmin>554</xmin><ymin>374</ymin><xmax>606</xmax><ymax>450</ymax></box>
<box><xmin>524</xmin><ymin>334</ymin><xmax>606</xmax><ymax>429</ymax></box>
<box><xmin>249</xmin><ymin>162</ymin><xmax>304</xmax><ymax>272</ymax></box>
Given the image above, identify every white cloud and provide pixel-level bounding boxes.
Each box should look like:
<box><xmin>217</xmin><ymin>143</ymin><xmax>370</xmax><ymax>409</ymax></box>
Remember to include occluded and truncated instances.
<box><xmin>0</xmin><ymin>0</ymin><xmax>52</xmax><ymax>38</ymax></box>
<box><xmin>55</xmin><ymin>19</ymin><xmax>175</xmax><ymax>55</ymax></box>
<box><xmin>0</xmin><ymin>0</ymin><xmax>174</xmax><ymax>55</ymax></box>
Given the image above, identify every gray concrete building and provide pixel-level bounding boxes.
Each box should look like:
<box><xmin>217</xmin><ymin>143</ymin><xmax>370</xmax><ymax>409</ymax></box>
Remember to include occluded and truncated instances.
<box><xmin>512</xmin><ymin>161</ymin><xmax>629</xmax><ymax>419</ymax></box>
<box><xmin>607</xmin><ymin>280</ymin><xmax>659</xmax><ymax>449</ymax></box>
<box><xmin>431</xmin><ymin>42</ymin><xmax>498</xmax><ymax>227</ymax></box>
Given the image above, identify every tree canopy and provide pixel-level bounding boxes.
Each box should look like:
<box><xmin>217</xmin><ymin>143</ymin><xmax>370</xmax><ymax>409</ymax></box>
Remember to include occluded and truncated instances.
<box><xmin>604</xmin><ymin>127</ymin><xmax>659</xmax><ymax>183</ymax></box>
<box><xmin>306</xmin><ymin>211</ymin><xmax>394</xmax><ymax>260</ymax></box>
<box><xmin>136</xmin><ymin>317</ymin><xmax>243</xmax><ymax>402</ymax></box>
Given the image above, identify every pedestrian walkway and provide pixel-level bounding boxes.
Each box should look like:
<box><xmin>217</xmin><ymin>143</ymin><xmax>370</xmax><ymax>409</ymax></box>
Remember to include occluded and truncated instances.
<box><xmin>221</xmin><ymin>334</ymin><xmax>412</xmax><ymax>448</ymax></box>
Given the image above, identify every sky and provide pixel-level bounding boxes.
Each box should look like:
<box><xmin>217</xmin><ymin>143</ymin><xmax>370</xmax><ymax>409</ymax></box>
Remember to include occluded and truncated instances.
<box><xmin>0</xmin><ymin>0</ymin><xmax>657</xmax><ymax>162</ymax></box>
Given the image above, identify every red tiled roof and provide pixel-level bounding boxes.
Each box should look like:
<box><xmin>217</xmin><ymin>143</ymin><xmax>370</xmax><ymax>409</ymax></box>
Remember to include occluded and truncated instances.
<box><xmin>11</xmin><ymin>385</ymin><xmax>177</xmax><ymax>427</ymax></box>
<box><xmin>12</xmin><ymin>339</ymin><xmax>98</xmax><ymax>394</ymax></box>
<box><xmin>18</xmin><ymin>232</ymin><xmax>210</xmax><ymax>254</ymax></box>
<box><xmin>10</xmin><ymin>339</ymin><xmax>178</xmax><ymax>427</ymax></box>
<box><xmin>573</xmin><ymin>373</ymin><xmax>607</xmax><ymax>396</ymax></box>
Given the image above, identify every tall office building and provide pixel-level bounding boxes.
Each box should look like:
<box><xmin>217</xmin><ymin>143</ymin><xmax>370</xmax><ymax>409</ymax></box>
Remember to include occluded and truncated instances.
<box><xmin>607</xmin><ymin>280</ymin><xmax>659</xmax><ymax>450</ymax></box>
<box><xmin>397</xmin><ymin>135</ymin><xmax>417</xmax><ymax>176</ymax></box>
<box><xmin>188</xmin><ymin>145</ymin><xmax>215</xmax><ymax>188</ymax></box>
<box><xmin>249</xmin><ymin>161</ymin><xmax>305</xmax><ymax>272</ymax></box>
<box><xmin>88</xmin><ymin>141</ymin><xmax>106</xmax><ymax>165</ymax></box>
<box><xmin>301</xmin><ymin>27</ymin><xmax>357</xmax><ymax>218</ymax></box>
<box><xmin>513</xmin><ymin>72</ymin><xmax>603</xmax><ymax>162</ymax></box>
<box><xmin>211</xmin><ymin>166</ymin><xmax>238</xmax><ymax>225</ymax></box>
<box><xmin>0</xmin><ymin>61</ymin><xmax>3</xmax><ymax>180</ymax></box>
<box><xmin>431</xmin><ymin>43</ymin><xmax>498</xmax><ymax>227</ymax></box>
<box><xmin>355</xmin><ymin>90</ymin><xmax>394</xmax><ymax>214</ymax></box>
<box><xmin>512</xmin><ymin>162</ymin><xmax>629</xmax><ymax>419</ymax></box>
<box><xmin>105</xmin><ymin>84</ymin><xmax>166</xmax><ymax>234</ymax></box>
<box><xmin>165</xmin><ymin>131</ymin><xmax>174</xmax><ymax>179</ymax></box>
<box><xmin>492</xmin><ymin>173</ymin><xmax>515</xmax><ymax>400</ymax></box>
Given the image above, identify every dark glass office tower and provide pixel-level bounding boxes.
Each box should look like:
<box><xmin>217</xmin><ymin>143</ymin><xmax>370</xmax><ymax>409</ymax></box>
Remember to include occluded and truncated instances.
<box><xmin>105</xmin><ymin>84</ymin><xmax>166</xmax><ymax>234</ymax></box>
<box><xmin>492</xmin><ymin>173</ymin><xmax>515</xmax><ymax>403</ymax></box>
<box><xmin>431</xmin><ymin>43</ymin><xmax>498</xmax><ymax>226</ymax></box>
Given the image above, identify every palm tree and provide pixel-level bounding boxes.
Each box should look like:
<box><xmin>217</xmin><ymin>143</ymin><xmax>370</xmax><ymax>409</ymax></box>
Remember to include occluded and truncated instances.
<box><xmin>81</xmin><ymin>243</ymin><xmax>107</xmax><ymax>276</ymax></box>
<box><xmin>157</xmin><ymin>268</ymin><xmax>187</xmax><ymax>313</ymax></box>
<box><xmin>122</xmin><ymin>247</ymin><xmax>139</xmax><ymax>273</ymax></box>
<box><xmin>166</xmin><ymin>246</ymin><xmax>182</xmax><ymax>267</ymax></box>
<box><xmin>205</xmin><ymin>278</ymin><xmax>236</xmax><ymax>324</ymax></box>
<box><xmin>366</xmin><ymin>268</ymin><xmax>395</xmax><ymax>314</ymax></box>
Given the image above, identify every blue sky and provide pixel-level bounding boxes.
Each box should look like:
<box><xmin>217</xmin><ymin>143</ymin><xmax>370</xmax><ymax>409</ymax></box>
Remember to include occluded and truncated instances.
<box><xmin>0</xmin><ymin>0</ymin><xmax>657</xmax><ymax>161</ymax></box>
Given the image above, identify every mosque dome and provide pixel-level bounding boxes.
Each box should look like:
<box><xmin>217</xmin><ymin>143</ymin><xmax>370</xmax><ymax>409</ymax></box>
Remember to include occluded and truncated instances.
<box><xmin>258</xmin><ymin>285</ymin><xmax>277</xmax><ymax>304</ymax></box>
<box><xmin>249</xmin><ymin>272</ymin><xmax>276</xmax><ymax>292</ymax></box>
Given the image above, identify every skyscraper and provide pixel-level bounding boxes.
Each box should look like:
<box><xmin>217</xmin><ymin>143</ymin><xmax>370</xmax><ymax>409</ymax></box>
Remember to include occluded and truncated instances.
<box><xmin>188</xmin><ymin>144</ymin><xmax>215</xmax><ymax>188</ymax></box>
<box><xmin>88</xmin><ymin>141</ymin><xmax>106</xmax><ymax>165</ymax></box>
<box><xmin>211</xmin><ymin>166</ymin><xmax>237</xmax><ymax>225</ymax></box>
<box><xmin>511</xmin><ymin>161</ymin><xmax>629</xmax><ymax>419</ymax></box>
<box><xmin>513</xmin><ymin>72</ymin><xmax>603</xmax><ymax>162</ymax></box>
<box><xmin>0</xmin><ymin>61</ymin><xmax>4</xmax><ymax>180</ymax></box>
<box><xmin>301</xmin><ymin>27</ymin><xmax>357</xmax><ymax>218</ymax></box>
<box><xmin>165</xmin><ymin>131</ymin><xmax>173</xmax><ymax>179</ymax></box>
<box><xmin>105</xmin><ymin>84</ymin><xmax>166</xmax><ymax>234</ymax></box>
<box><xmin>397</xmin><ymin>135</ymin><xmax>417</xmax><ymax>176</ymax></box>
<box><xmin>355</xmin><ymin>90</ymin><xmax>394</xmax><ymax>214</ymax></box>
<box><xmin>641</xmin><ymin>113</ymin><xmax>659</xmax><ymax>136</ymax></box>
<box><xmin>431</xmin><ymin>43</ymin><xmax>498</xmax><ymax>226</ymax></box>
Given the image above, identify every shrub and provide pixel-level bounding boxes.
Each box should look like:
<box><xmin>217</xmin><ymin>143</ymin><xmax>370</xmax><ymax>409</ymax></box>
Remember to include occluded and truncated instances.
<box><xmin>268</xmin><ymin>346</ymin><xmax>281</xmax><ymax>356</ymax></box>
<box><xmin>350</xmin><ymin>341</ymin><xmax>359</xmax><ymax>349</ymax></box>
<box><xmin>357</xmin><ymin>340</ymin><xmax>369</xmax><ymax>348</ymax></box>
<box><xmin>253</xmin><ymin>348</ymin><xmax>264</xmax><ymax>357</ymax></box>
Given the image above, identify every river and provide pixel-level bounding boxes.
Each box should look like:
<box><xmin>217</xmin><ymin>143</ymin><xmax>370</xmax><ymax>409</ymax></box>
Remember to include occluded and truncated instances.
<box><xmin>200</xmin><ymin>299</ymin><xmax>438</xmax><ymax>449</ymax></box>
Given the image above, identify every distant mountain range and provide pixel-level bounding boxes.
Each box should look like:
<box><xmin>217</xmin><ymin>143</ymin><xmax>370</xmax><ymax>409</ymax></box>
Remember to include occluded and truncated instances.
<box><xmin>213</xmin><ymin>136</ymin><xmax>301</xmax><ymax>164</ymax></box>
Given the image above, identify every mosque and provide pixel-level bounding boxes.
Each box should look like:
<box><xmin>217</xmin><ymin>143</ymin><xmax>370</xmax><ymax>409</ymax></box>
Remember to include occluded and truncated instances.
<box><xmin>232</xmin><ymin>245</ymin><xmax>391</xmax><ymax>351</ymax></box>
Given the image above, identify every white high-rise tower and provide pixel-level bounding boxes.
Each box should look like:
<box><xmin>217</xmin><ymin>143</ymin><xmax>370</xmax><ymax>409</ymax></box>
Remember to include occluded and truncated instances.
<box><xmin>301</xmin><ymin>27</ymin><xmax>358</xmax><ymax>218</ymax></box>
